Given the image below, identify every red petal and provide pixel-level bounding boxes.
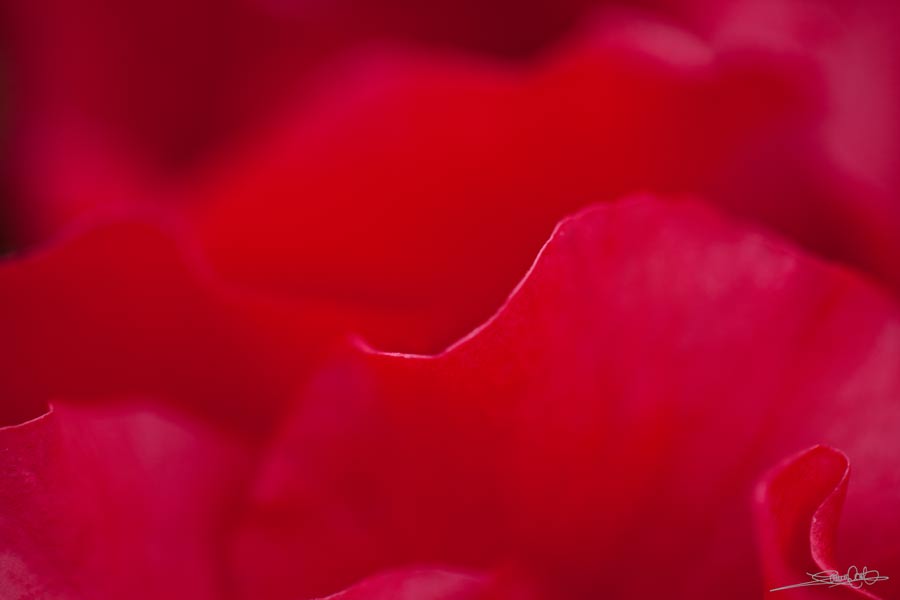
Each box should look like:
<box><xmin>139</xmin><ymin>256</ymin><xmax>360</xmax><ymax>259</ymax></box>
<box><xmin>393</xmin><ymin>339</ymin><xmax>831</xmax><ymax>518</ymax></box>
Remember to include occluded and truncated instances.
<box><xmin>251</xmin><ymin>0</ymin><xmax>595</xmax><ymax>59</ymax></box>
<box><xmin>10</xmin><ymin>4</ymin><xmax>900</xmax><ymax>314</ymax></box>
<box><xmin>0</xmin><ymin>401</ymin><xmax>250</xmax><ymax>599</ymax></box>
<box><xmin>230</xmin><ymin>197</ymin><xmax>900</xmax><ymax>598</ymax></box>
<box><xmin>0</xmin><ymin>219</ymin><xmax>342</xmax><ymax>437</ymax></box>
<box><xmin>312</xmin><ymin>569</ymin><xmax>509</xmax><ymax>600</ymax></box>
<box><xmin>6</xmin><ymin>0</ymin><xmax>597</xmax><ymax>168</ymax></box>
<box><xmin>755</xmin><ymin>446</ymin><xmax>884</xmax><ymax>599</ymax></box>
<box><xmin>695</xmin><ymin>0</ymin><xmax>900</xmax><ymax>300</ymax></box>
<box><xmin>3</xmin><ymin>0</ymin><xmax>595</xmax><ymax>241</ymax></box>
<box><xmin>702</xmin><ymin>0</ymin><xmax>900</xmax><ymax>196</ymax></box>
<box><xmin>192</xmin><ymin>20</ymin><xmax>811</xmax><ymax>353</ymax></box>
<box><xmin>6</xmin><ymin>0</ymin><xmax>299</xmax><ymax>169</ymax></box>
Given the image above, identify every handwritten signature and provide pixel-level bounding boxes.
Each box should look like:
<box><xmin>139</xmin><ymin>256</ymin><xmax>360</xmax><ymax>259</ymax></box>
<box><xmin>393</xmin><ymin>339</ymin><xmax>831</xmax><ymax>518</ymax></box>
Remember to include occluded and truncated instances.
<box><xmin>771</xmin><ymin>566</ymin><xmax>888</xmax><ymax>592</ymax></box>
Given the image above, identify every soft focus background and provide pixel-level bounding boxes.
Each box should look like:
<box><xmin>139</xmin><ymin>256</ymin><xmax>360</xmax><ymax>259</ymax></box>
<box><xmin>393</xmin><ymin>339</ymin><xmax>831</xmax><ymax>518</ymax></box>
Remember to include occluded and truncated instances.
<box><xmin>0</xmin><ymin>0</ymin><xmax>795</xmax><ymax>247</ymax></box>
<box><xmin>1</xmin><ymin>0</ymin><xmax>899</xmax><ymax>245</ymax></box>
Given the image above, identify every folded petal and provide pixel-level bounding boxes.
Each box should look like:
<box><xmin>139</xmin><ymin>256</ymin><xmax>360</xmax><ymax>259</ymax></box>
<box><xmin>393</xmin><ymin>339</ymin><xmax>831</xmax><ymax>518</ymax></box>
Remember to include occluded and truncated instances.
<box><xmin>0</xmin><ymin>401</ymin><xmax>251</xmax><ymax>599</ymax></box>
<box><xmin>230</xmin><ymin>196</ymin><xmax>900</xmax><ymax>599</ymax></box>
<box><xmin>755</xmin><ymin>446</ymin><xmax>885</xmax><ymax>599</ymax></box>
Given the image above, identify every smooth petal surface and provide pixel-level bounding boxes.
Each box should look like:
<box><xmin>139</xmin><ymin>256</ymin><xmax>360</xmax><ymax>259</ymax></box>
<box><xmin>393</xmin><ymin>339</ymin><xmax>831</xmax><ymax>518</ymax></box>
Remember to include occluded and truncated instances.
<box><xmin>0</xmin><ymin>219</ymin><xmax>343</xmax><ymax>437</ymax></box>
<box><xmin>192</xmin><ymin>20</ymin><xmax>815</xmax><ymax>353</ymax></box>
<box><xmin>312</xmin><ymin>568</ymin><xmax>531</xmax><ymax>600</ymax></box>
<box><xmin>0</xmin><ymin>401</ymin><xmax>250</xmax><ymax>599</ymax></box>
<box><xmin>231</xmin><ymin>197</ymin><xmax>900</xmax><ymax>599</ymax></box>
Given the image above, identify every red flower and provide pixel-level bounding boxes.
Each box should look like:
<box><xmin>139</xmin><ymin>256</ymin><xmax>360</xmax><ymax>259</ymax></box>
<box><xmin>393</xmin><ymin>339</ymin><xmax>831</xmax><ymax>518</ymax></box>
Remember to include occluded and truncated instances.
<box><xmin>1</xmin><ymin>1</ymin><xmax>899</xmax><ymax>599</ymax></box>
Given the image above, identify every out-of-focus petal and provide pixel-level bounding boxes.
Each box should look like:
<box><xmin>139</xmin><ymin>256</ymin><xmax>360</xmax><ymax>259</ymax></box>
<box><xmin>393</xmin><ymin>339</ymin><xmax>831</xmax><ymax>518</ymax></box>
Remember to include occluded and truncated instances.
<box><xmin>2</xmin><ymin>0</ymin><xmax>600</xmax><ymax>243</ymax></box>
<box><xmin>698</xmin><ymin>0</ymin><xmax>900</xmax><ymax>298</ymax></box>
<box><xmin>230</xmin><ymin>197</ymin><xmax>900</xmax><ymax>599</ymax></box>
<box><xmin>192</xmin><ymin>20</ymin><xmax>814</xmax><ymax>353</ymax></box>
<box><xmin>311</xmin><ymin>568</ymin><xmax>534</xmax><ymax>600</ymax></box>
<box><xmin>13</xmin><ymin>6</ymin><xmax>899</xmax><ymax>328</ymax></box>
<box><xmin>4</xmin><ymin>0</ymin><xmax>601</xmax><ymax>168</ymax></box>
<box><xmin>250</xmin><ymin>0</ymin><xmax>597</xmax><ymax>58</ymax></box>
<box><xmin>700</xmin><ymin>0</ymin><xmax>900</xmax><ymax>196</ymax></box>
<box><xmin>0</xmin><ymin>401</ymin><xmax>250</xmax><ymax>599</ymax></box>
<box><xmin>0</xmin><ymin>219</ymin><xmax>345</xmax><ymax>437</ymax></box>
<box><xmin>8</xmin><ymin>119</ymin><xmax>162</xmax><ymax>243</ymax></box>
<box><xmin>4</xmin><ymin>0</ymin><xmax>320</xmax><ymax>169</ymax></box>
